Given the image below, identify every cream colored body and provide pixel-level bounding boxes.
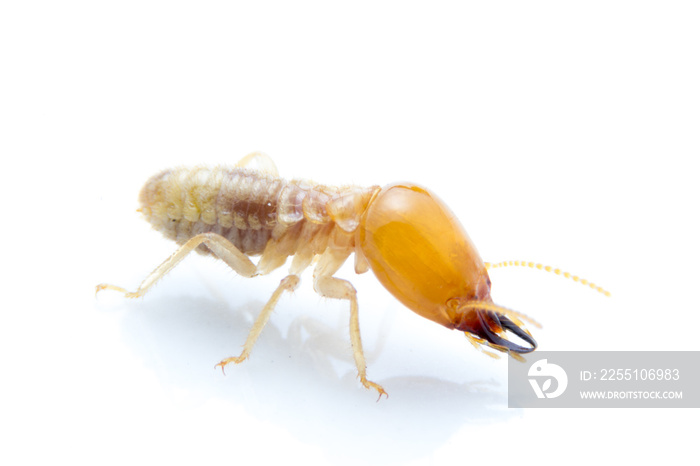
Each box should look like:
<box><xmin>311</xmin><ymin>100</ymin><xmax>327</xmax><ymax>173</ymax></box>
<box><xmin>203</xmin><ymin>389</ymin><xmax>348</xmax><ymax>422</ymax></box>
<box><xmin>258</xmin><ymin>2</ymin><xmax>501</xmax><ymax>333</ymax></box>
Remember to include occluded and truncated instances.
<box><xmin>139</xmin><ymin>159</ymin><xmax>379</xmax><ymax>268</ymax></box>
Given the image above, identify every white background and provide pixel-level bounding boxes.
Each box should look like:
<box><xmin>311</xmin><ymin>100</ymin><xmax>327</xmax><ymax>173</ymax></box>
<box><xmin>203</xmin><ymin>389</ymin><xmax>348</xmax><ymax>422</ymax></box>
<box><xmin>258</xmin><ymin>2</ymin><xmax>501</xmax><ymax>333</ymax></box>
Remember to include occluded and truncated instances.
<box><xmin>1</xmin><ymin>1</ymin><xmax>698</xmax><ymax>464</ymax></box>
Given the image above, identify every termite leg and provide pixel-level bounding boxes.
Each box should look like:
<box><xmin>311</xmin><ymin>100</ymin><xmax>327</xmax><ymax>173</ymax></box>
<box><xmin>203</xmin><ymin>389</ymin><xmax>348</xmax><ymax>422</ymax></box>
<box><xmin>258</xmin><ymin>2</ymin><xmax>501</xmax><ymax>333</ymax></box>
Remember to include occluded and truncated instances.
<box><xmin>313</xmin><ymin>249</ymin><xmax>387</xmax><ymax>400</ymax></box>
<box><xmin>96</xmin><ymin>232</ymin><xmax>304</xmax><ymax>374</ymax></box>
<box><xmin>216</xmin><ymin>244</ymin><xmax>311</xmax><ymax>371</ymax></box>
<box><xmin>96</xmin><ymin>232</ymin><xmax>257</xmax><ymax>298</ymax></box>
<box><xmin>234</xmin><ymin>151</ymin><xmax>279</xmax><ymax>177</ymax></box>
<box><xmin>215</xmin><ymin>274</ymin><xmax>300</xmax><ymax>371</ymax></box>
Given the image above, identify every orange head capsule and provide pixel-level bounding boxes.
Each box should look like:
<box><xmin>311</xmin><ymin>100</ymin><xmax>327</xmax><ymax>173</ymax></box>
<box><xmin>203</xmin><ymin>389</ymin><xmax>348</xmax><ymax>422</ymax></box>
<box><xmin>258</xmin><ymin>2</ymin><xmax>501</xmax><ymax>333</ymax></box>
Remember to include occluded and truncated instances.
<box><xmin>358</xmin><ymin>183</ymin><xmax>537</xmax><ymax>356</ymax></box>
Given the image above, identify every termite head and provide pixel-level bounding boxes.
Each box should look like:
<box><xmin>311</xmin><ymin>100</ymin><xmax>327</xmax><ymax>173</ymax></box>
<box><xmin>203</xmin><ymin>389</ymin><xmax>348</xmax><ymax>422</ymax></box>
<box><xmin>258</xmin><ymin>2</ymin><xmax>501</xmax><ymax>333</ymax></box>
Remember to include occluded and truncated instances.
<box><xmin>358</xmin><ymin>183</ymin><xmax>537</xmax><ymax>357</ymax></box>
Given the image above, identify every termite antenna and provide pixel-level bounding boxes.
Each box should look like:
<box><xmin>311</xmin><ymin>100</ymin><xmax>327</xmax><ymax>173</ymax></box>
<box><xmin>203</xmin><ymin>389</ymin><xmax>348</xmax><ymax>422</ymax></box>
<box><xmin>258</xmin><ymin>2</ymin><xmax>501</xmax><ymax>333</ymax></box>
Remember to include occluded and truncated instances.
<box><xmin>484</xmin><ymin>260</ymin><xmax>611</xmax><ymax>297</ymax></box>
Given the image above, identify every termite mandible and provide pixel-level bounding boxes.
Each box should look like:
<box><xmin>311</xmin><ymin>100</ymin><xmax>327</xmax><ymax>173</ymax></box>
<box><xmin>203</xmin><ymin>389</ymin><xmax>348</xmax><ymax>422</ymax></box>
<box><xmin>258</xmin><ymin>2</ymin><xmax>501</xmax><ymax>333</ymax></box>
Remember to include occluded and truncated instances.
<box><xmin>96</xmin><ymin>152</ymin><xmax>609</xmax><ymax>399</ymax></box>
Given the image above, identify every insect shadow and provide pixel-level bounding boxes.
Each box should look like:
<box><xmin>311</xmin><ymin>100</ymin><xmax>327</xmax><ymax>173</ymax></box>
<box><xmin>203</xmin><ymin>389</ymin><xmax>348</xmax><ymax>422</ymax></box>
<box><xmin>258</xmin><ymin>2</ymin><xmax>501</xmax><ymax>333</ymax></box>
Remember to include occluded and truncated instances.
<box><xmin>114</xmin><ymin>290</ymin><xmax>521</xmax><ymax>463</ymax></box>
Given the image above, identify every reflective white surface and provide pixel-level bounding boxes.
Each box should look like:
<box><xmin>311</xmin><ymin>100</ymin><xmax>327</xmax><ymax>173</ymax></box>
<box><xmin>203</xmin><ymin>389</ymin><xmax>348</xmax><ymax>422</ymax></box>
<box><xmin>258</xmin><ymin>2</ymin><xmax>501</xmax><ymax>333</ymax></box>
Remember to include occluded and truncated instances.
<box><xmin>2</xmin><ymin>1</ymin><xmax>698</xmax><ymax>464</ymax></box>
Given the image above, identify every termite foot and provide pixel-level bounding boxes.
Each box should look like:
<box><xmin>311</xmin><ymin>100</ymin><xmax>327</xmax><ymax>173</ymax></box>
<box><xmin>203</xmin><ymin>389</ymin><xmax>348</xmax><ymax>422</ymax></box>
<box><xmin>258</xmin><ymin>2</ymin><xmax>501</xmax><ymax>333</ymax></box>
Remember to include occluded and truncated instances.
<box><xmin>96</xmin><ymin>283</ymin><xmax>143</xmax><ymax>299</ymax></box>
<box><xmin>360</xmin><ymin>379</ymin><xmax>388</xmax><ymax>401</ymax></box>
<box><xmin>215</xmin><ymin>356</ymin><xmax>247</xmax><ymax>375</ymax></box>
<box><xmin>95</xmin><ymin>283</ymin><xmax>111</xmax><ymax>296</ymax></box>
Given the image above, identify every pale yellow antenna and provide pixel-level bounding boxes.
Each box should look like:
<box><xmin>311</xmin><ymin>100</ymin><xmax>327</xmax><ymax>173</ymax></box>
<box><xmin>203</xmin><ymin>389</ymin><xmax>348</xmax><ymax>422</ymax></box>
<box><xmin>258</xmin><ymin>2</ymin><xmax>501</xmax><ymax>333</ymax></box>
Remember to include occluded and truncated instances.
<box><xmin>485</xmin><ymin>260</ymin><xmax>611</xmax><ymax>297</ymax></box>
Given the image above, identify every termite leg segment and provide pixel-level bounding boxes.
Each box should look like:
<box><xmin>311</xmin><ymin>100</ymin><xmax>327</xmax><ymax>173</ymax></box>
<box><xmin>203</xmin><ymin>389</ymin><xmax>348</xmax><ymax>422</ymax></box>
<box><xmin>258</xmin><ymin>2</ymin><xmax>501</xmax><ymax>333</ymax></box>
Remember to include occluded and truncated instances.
<box><xmin>216</xmin><ymin>274</ymin><xmax>300</xmax><ymax>372</ymax></box>
<box><xmin>95</xmin><ymin>233</ymin><xmax>257</xmax><ymax>298</ymax></box>
<box><xmin>233</xmin><ymin>151</ymin><xmax>279</xmax><ymax>177</ymax></box>
<box><xmin>313</xmin><ymin>249</ymin><xmax>387</xmax><ymax>400</ymax></box>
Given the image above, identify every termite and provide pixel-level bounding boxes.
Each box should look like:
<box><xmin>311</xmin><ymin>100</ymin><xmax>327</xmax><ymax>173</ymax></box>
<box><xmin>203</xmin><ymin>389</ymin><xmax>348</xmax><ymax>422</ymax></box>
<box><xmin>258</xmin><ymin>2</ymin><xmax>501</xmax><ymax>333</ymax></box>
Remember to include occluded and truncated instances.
<box><xmin>96</xmin><ymin>152</ymin><xmax>609</xmax><ymax>398</ymax></box>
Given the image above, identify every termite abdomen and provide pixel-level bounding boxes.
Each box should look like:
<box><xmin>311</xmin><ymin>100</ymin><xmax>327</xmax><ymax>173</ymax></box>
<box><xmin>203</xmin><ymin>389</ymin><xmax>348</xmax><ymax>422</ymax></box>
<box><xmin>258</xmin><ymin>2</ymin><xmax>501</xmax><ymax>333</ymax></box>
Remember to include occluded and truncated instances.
<box><xmin>138</xmin><ymin>167</ymin><xmax>285</xmax><ymax>255</ymax></box>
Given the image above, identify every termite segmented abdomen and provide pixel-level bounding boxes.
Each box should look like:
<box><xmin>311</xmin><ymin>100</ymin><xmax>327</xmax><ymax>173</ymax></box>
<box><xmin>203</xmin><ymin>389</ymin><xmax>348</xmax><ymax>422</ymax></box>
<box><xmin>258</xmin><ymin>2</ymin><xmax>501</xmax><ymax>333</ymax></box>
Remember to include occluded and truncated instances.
<box><xmin>215</xmin><ymin>168</ymin><xmax>283</xmax><ymax>231</ymax></box>
<box><xmin>139</xmin><ymin>167</ymin><xmax>283</xmax><ymax>255</ymax></box>
<box><xmin>138</xmin><ymin>166</ymin><xmax>378</xmax><ymax>260</ymax></box>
